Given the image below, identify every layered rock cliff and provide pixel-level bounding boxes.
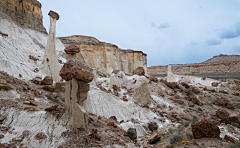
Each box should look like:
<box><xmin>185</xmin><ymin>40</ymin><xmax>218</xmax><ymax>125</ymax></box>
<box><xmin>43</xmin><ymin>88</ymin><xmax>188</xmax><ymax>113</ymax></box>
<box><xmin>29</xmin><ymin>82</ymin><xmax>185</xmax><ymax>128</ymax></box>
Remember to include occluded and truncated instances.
<box><xmin>148</xmin><ymin>58</ymin><xmax>240</xmax><ymax>79</ymax></box>
<box><xmin>59</xmin><ymin>35</ymin><xmax>147</xmax><ymax>74</ymax></box>
<box><xmin>0</xmin><ymin>0</ymin><xmax>46</xmax><ymax>33</ymax></box>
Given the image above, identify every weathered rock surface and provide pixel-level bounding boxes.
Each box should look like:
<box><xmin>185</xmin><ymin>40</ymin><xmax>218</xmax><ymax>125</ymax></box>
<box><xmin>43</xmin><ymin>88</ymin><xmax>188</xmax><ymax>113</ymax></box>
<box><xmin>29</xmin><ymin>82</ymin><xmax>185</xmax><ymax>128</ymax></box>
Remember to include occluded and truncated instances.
<box><xmin>191</xmin><ymin>119</ymin><xmax>220</xmax><ymax>139</ymax></box>
<box><xmin>133</xmin><ymin>76</ymin><xmax>151</xmax><ymax>105</ymax></box>
<box><xmin>0</xmin><ymin>0</ymin><xmax>46</xmax><ymax>33</ymax></box>
<box><xmin>59</xmin><ymin>61</ymin><xmax>94</xmax><ymax>83</ymax></box>
<box><xmin>59</xmin><ymin>35</ymin><xmax>147</xmax><ymax>74</ymax></box>
<box><xmin>148</xmin><ymin>133</ymin><xmax>161</xmax><ymax>144</ymax></box>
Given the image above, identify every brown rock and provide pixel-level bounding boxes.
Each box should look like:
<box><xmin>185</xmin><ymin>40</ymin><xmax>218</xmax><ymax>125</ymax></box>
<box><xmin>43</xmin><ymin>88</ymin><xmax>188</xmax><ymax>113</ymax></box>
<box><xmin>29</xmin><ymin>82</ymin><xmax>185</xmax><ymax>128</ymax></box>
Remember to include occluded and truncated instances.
<box><xmin>203</xmin><ymin>87</ymin><xmax>208</xmax><ymax>91</ymax></box>
<box><xmin>220</xmin><ymin>116</ymin><xmax>240</xmax><ymax>125</ymax></box>
<box><xmin>149</xmin><ymin>77</ymin><xmax>158</xmax><ymax>83</ymax></box>
<box><xmin>59</xmin><ymin>62</ymin><xmax>94</xmax><ymax>83</ymax></box>
<box><xmin>127</xmin><ymin>128</ymin><xmax>137</xmax><ymax>140</ymax></box>
<box><xmin>19</xmin><ymin>74</ymin><xmax>22</xmax><ymax>78</ymax></box>
<box><xmin>29</xmin><ymin>55</ymin><xmax>39</xmax><ymax>61</ymax></box>
<box><xmin>0</xmin><ymin>116</ymin><xmax>6</xmax><ymax>122</ymax></box>
<box><xmin>29</xmin><ymin>100</ymin><xmax>38</xmax><ymax>106</ymax></box>
<box><xmin>191</xmin><ymin>97</ymin><xmax>202</xmax><ymax>106</ymax></box>
<box><xmin>160</xmin><ymin>79</ymin><xmax>167</xmax><ymax>84</ymax></box>
<box><xmin>133</xmin><ymin>67</ymin><xmax>145</xmax><ymax>76</ymax></box>
<box><xmin>174</xmin><ymin>99</ymin><xmax>184</xmax><ymax>105</ymax></box>
<box><xmin>64</xmin><ymin>45</ymin><xmax>80</xmax><ymax>54</ymax></box>
<box><xmin>212</xmin><ymin>82</ymin><xmax>219</xmax><ymax>87</ymax></box>
<box><xmin>41</xmin><ymin>76</ymin><xmax>53</xmax><ymax>85</ymax></box>
<box><xmin>28</xmin><ymin>93</ymin><xmax>35</xmax><ymax>100</ymax></box>
<box><xmin>112</xmin><ymin>70</ymin><xmax>120</xmax><ymax>74</ymax></box>
<box><xmin>44</xmin><ymin>105</ymin><xmax>59</xmax><ymax>111</ymax></box>
<box><xmin>166</xmin><ymin>82</ymin><xmax>178</xmax><ymax>89</ymax></box>
<box><xmin>107</xmin><ymin>122</ymin><xmax>115</xmax><ymax>127</ymax></box>
<box><xmin>191</xmin><ymin>119</ymin><xmax>220</xmax><ymax>139</ymax></box>
<box><xmin>231</xmin><ymin>122</ymin><xmax>240</xmax><ymax>128</ymax></box>
<box><xmin>216</xmin><ymin>109</ymin><xmax>229</xmax><ymax>119</ymax></box>
<box><xmin>48</xmin><ymin>10</ymin><xmax>59</xmax><ymax>20</ymax></box>
<box><xmin>148</xmin><ymin>122</ymin><xmax>158</xmax><ymax>131</ymax></box>
<box><xmin>109</xmin><ymin>116</ymin><xmax>117</xmax><ymax>121</ymax></box>
<box><xmin>213</xmin><ymin>98</ymin><xmax>228</xmax><ymax>106</ymax></box>
<box><xmin>188</xmin><ymin>101</ymin><xmax>194</xmax><ymax>107</ymax></box>
<box><xmin>148</xmin><ymin>133</ymin><xmax>161</xmax><ymax>144</ymax></box>
<box><xmin>202</xmin><ymin>77</ymin><xmax>206</xmax><ymax>80</ymax></box>
<box><xmin>233</xmin><ymin>92</ymin><xmax>239</xmax><ymax>96</ymax></box>
<box><xmin>225</xmin><ymin>103</ymin><xmax>235</xmax><ymax>110</ymax></box>
<box><xmin>219</xmin><ymin>90</ymin><xmax>228</xmax><ymax>94</ymax></box>
<box><xmin>91</xmin><ymin>129</ymin><xmax>101</xmax><ymax>141</ymax></box>
<box><xmin>224</xmin><ymin>135</ymin><xmax>236</xmax><ymax>143</ymax></box>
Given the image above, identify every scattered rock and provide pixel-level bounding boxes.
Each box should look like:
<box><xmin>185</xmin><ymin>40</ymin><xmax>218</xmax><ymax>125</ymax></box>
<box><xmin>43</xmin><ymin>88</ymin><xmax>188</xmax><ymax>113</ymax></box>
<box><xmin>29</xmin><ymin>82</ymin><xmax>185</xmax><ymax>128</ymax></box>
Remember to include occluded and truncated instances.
<box><xmin>29</xmin><ymin>55</ymin><xmax>39</xmax><ymax>61</ymax></box>
<box><xmin>148</xmin><ymin>122</ymin><xmax>158</xmax><ymax>131</ymax></box>
<box><xmin>212</xmin><ymin>82</ymin><xmax>219</xmax><ymax>87</ymax></box>
<box><xmin>148</xmin><ymin>133</ymin><xmax>161</xmax><ymax>144</ymax></box>
<box><xmin>133</xmin><ymin>67</ymin><xmax>145</xmax><ymax>76</ymax></box>
<box><xmin>109</xmin><ymin>116</ymin><xmax>117</xmax><ymax>121</ymax></box>
<box><xmin>225</xmin><ymin>103</ymin><xmax>235</xmax><ymax>110</ymax></box>
<box><xmin>216</xmin><ymin>109</ymin><xmax>229</xmax><ymax>119</ymax></box>
<box><xmin>224</xmin><ymin>135</ymin><xmax>236</xmax><ymax>143</ymax></box>
<box><xmin>220</xmin><ymin>116</ymin><xmax>240</xmax><ymax>125</ymax></box>
<box><xmin>44</xmin><ymin>105</ymin><xmax>59</xmax><ymax>111</ymax></box>
<box><xmin>23</xmin><ymin>101</ymin><xmax>31</xmax><ymax>105</ymax></box>
<box><xmin>213</xmin><ymin>98</ymin><xmax>228</xmax><ymax>106</ymax></box>
<box><xmin>127</xmin><ymin>128</ymin><xmax>137</xmax><ymax>140</ymax></box>
<box><xmin>0</xmin><ymin>116</ymin><xmax>6</xmax><ymax>122</ymax></box>
<box><xmin>191</xmin><ymin>97</ymin><xmax>202</xmax><ymax>106</ymax></box>
<box><xmin>41</xmin><ymin>76</ymin><xmax>53</xmax><ymax>85</ymax></box>
<box><xmin>233</xmin><ymin>92</ymin><xmax>239</xmax><ymax>96</ymax></box>
<box><xmin>191</xmin><ymin>119</ymin><xmax>220</xmax><ymax>139</ymax></box>
<box><xmin>91</xmin><ymin>129</ymin><xmax>101</xmax><ymax>141</ymax></box>
<box><xmin>0</xmin><ymin>134</ymin><xmax>4</xmax><ymax>139</ymax></box>
<box><xmin>107</xmin><ymin>122</ymin><xmax>115</xmax><ymax>127</ymax></box>
<box><xmin>29</xmin><ymin>100</ymin><xmax>38</xmax><ymax>106</ymax></box>
<box><xmin>173</xmin><ymin>99</ymin><xmax>184</xmax><ymax>105</ymax></box>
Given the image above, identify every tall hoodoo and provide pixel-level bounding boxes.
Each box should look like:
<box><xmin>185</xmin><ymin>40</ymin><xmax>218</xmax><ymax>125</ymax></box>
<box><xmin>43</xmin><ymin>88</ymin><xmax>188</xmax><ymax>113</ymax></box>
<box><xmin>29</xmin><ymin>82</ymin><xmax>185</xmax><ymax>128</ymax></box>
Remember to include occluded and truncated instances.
<box><xmin>60</xmin><ymin>45</ymin><xmax>93</xmax><ymax>133</ymax></box>
<box><xmin>41</xmin><ymin>10</ymin><xmax>61</xmax><ymax>82</ymax></box>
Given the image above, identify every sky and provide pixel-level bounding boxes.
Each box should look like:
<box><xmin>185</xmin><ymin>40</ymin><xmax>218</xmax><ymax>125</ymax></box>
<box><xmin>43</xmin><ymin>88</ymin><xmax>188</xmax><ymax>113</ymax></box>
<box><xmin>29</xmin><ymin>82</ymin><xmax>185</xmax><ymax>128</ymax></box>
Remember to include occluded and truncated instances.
<box><xmin>39</xmin><ymin>0</ymin><xmax>240</xmax><ymax>67</ymax></box>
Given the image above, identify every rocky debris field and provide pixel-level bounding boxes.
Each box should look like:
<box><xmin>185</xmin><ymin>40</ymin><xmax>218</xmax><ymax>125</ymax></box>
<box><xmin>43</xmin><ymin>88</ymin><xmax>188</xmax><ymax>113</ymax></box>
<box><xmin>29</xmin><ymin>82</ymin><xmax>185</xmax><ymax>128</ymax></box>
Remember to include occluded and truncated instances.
<box><xmin>0</xmin><ymin>69</ymin><xmax>240</xmax><ymax>147</ymax></box>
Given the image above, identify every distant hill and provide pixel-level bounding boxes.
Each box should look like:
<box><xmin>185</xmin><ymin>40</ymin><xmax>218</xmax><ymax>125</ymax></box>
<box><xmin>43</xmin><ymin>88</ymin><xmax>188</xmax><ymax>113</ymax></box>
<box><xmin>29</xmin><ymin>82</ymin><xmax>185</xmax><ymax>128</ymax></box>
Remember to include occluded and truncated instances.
<box><xmin>202</xmin><ymin>54</ymin><xmax>240</xmax><ymax>64</ymax></box>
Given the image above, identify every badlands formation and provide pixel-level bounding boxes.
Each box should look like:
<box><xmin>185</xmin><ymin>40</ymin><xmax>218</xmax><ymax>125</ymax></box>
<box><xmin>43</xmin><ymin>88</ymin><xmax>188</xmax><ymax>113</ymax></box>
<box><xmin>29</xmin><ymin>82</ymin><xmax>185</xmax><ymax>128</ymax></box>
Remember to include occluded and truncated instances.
<box><xmin>0</xmin><ymin>0</ymin><xmax>240</xmax><ymax>148</ymax></box>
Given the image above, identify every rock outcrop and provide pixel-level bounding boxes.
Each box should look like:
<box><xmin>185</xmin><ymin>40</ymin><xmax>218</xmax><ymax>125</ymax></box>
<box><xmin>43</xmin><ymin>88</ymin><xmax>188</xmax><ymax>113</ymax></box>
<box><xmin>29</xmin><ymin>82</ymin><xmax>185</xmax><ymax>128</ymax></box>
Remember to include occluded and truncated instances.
<box><xmin>133</xmin><ymin>76</ymin><xmax>151</xmax><ymax>105</ymax></box>
<box><xmin>148</xmin><ymin>55</ymin><xmax>240</xmax><ymax>79</ymax></box>
<box><xmin>41</xmin><ymin>10</ymin><xmax>61</xmax><ymax>82</ymax></box>
<box><xmin>59</xmin><ymin>35</ymin><xmax>147</xmax><ymax>75</ymax></box>
<box><xmin>0</xmin><ymin>0</ymin><xmax>46</xmax><ymax>33</ymax></box>
<box><xmin>60</xmin><ymin>45</ymin><xmax>93</xmax><ymax>133</ymax></box>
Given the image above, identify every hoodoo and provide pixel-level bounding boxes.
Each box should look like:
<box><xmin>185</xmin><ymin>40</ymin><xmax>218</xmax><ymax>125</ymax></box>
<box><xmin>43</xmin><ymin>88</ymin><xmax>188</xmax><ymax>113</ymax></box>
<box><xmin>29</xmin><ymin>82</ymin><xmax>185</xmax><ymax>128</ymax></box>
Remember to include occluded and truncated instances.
<box><xmin>60</xmin><ymin>45</ymin><xmax>94</xmax><ymax>133</ymax></box>
<box><xmin>41</xmin><ymin>10</ymin><xmax>61</xmax><ymax>82</ymax></box>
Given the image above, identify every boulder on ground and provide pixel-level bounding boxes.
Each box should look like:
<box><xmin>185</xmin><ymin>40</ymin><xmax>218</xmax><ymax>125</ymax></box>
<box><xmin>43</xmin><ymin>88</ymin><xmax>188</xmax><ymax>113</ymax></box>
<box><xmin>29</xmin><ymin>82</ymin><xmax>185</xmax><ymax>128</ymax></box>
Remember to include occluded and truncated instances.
<box><xmin>220</xmin><ymin>116</ymin><xmax>240</xmax><ymax>125</ymax></box>
<box><xmin>213</xmin><ymin>98</ymin><xmax>228</xmax><ymax>106</ymax></box>
<box><xmin>148</xmin><ymin>133</ymin><xmax>161</xmax><ymax>144</ymax></box>
<box><xmin>127</xmin><ymin>128</ymin><xmax>137</xmax><ymax>140</ymax></box>
<box><xmin>133</xmin><ymin>67</ymin><xmax>145</xmax><ymax>76</ymax></box>
<box><xmin>224</xmin><ymin>135</ymin><xmax>236</xmax><ymax>143</ymax></box>
<box><xmin>41</xmin><ymin>76</ymin><xmax>53</xmax><ymax>85</ymax></box>
<box><xmin>216</xmin><ymin>109</ymin><xmax>229</xmax><ymax>119</ymax></box>
<box><xmin>148</xmin><ymin>122</ymin><xmax>158</xmax><ymax>131</ymax></box>
<box><xmin>133</xmin><ymin>76</ymin><xmax>151</xmax><ymax>105</ymax></box>
<box><xmin>191</xmin><ymin>119</ymin><xmax>220</xmax><ymax>139</ymax></box>
<box><xmin>225</xmin><ymin>103</ymin><xmax>235</xmax><ymax>110</ymax></box>
<box><xmin>191</xmin><ymin>97</ymin><xmax>202</xmax><ymax>106</ymax></box>
<box><xmin>212</xmin><ymin>82</ymin><xmax>219</xmax><ymax>87</ymax></box>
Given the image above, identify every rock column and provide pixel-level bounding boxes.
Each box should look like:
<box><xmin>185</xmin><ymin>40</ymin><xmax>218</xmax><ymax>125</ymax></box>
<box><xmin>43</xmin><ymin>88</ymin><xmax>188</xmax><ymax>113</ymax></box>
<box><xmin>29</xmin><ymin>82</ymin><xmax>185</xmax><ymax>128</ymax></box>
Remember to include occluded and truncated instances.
<box><xmin>42</xmin><ymin>10</ymin><xmax>61</xmax><ymax>82</ymax></box>
<box><xmin>167</xmin><ymin>65</ymin><xmax>177</xmax><ymax>82</ymax></box>
<box><xmin>60</xmin><ymin>45</ymin><xmax>94</xmax><ymax>133</ymax></box>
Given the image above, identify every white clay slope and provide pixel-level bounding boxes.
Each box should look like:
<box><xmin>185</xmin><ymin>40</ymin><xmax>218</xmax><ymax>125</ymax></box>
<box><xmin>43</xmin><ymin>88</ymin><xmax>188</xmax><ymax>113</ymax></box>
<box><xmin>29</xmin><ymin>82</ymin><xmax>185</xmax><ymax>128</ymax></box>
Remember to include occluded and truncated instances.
<box><xmin>0</xmin><ymin>108</ymin><xmax>67</xmax><ymax>148</ymax></box>
<box><xmin>0</xmin><ymin>16</ymin><xmax>65</xmax><ymax>80</ymax></box>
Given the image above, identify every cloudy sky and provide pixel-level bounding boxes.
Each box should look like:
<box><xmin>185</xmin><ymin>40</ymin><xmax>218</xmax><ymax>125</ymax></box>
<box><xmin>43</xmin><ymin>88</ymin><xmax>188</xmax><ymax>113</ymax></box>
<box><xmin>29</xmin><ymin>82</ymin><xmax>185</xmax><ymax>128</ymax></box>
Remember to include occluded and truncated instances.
<box><xmin>39</xmin><ymin>0</ymin><xmax>240</xmax><ymax>67</ymax></box>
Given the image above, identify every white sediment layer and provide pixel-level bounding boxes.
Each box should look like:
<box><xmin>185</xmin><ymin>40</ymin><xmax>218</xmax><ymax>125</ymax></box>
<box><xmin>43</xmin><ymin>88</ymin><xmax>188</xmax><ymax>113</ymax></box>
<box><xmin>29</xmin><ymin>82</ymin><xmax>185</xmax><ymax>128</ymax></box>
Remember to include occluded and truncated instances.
<box><xmin>0</xmin><ymin>16</ymin><xmax>65</xmax><ymax>80</ymax></box>
<box><xmin>0</xmin><ymin>108</ymin><xmax>67</xmax><ymax>148</ymax></box>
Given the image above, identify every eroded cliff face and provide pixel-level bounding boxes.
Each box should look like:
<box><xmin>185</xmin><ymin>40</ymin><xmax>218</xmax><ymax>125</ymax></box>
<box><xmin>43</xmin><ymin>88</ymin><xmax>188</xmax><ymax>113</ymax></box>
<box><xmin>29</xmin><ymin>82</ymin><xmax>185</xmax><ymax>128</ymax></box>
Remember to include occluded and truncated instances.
<box><xmin>59</xmin><ymin>35</ymin><xmax>147</xmax><ymax>74</ymax></box>
<box><xmin>148</xmin><ymin>62</ymin><xmax>240</xmax><ymax>79</ymax></box>
<box><xmin>0</xmin><ymin>0</ymin><xmax>46</xmax><ymax>33</ymax></box>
